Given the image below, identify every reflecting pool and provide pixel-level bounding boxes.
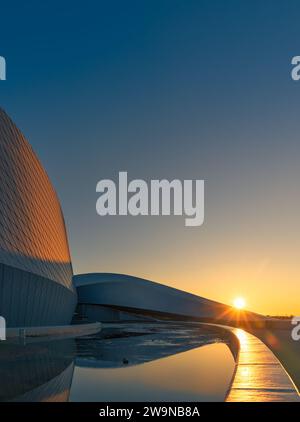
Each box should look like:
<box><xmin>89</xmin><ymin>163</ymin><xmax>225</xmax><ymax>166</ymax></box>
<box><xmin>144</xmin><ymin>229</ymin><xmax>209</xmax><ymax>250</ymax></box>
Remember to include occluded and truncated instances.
<box><xmin>0</xmin><ymin>323</ymin><xmax>237</xmax><ymax>402</ymax></box>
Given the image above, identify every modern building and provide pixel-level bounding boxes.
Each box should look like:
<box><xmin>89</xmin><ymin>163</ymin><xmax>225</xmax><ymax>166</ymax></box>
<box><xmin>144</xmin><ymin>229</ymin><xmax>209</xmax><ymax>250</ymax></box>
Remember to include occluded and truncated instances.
<box><xmin>0</xmin><ymin>109</ymin><xmax>77</xmax><ymax>327</ymax></box>
<box><xmin>74</xmin><ymin>273</ymin><xmax>264</xmax><ymax>324</ymax></box>
<box><xmin>0</xmin><ymin>107</ymin><xmax>263</xmax><ymax>330</ymax></box>
<box><xmin>0</xmin><ymin>339</ymin><xmax>75</xmax><ymax>401</ymax></box>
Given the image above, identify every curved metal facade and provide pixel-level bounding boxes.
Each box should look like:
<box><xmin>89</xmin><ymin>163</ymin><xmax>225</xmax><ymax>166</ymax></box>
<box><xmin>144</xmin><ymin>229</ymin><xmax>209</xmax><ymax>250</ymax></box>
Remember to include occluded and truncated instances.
<box><xmin>74</xmin><ymin>273</ymin><xmax>265</xmax><ymax>323</ymax></box>
<box><xmin>74</xmin><ymin>273</ymin><xmax>231</xmax><ymax>321</ymax></box>
<box><xmin>0</xmin><ymin>109</ymin><xmax>76</xmax><ymax>327</ymax></box>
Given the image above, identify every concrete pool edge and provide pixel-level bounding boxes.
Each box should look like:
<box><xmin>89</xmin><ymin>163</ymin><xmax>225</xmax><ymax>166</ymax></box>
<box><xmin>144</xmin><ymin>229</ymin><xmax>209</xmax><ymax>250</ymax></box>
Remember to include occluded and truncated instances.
<box><xmin>247</xmin><ymin>328</ymin><xmax>300</xmax><ymax>396</ymax></box>
<box><xmin>225</xmin><ymin>328</ymin><xmax>300</xmax><ymax>401</ymax></box>
<box><xmin>5</xmin><ymin>321</ymin><xmax>101</xmax><ymax>342</ymax></box>
<box><xmin>196</xmin><ymin>322</ymin><xmax>300</xmax><ymax>401</ymax></box>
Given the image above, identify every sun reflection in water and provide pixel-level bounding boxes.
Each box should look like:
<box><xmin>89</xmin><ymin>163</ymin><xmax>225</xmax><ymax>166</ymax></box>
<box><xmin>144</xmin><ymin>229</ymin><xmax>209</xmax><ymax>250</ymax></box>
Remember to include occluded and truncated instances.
<box><xmin>240</xmin><ymin>366</ymin><xmax>250</xmax><ymax>378</ymax></box>
<box><xmin>235</xmin><ymin>329</ymin><xmax>248</xmax><ymax>347</ymax></box>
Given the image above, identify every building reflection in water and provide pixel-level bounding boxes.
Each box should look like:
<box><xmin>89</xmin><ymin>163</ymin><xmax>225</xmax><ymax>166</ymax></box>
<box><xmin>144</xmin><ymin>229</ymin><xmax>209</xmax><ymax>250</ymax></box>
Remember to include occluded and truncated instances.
<box><xmin>0</xmin><ymin>324</ymin><xmax>238</xmax><ymax>402</ymax></box>
<box><xmin>71</xmin><ymin>324</ymin><xmax>237</xmax><ymax>402</ymax></box>
<box><xmin>0</xmin><ymin>339</ymin><xmax>76</xmax><ymax>402</ymax></box>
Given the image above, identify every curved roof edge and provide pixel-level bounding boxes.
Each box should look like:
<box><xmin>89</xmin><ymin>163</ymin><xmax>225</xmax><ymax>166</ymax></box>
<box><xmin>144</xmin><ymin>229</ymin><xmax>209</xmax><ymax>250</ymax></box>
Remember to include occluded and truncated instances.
<box><xmin>73</xmin><ymin>272</ymin><xmax>265</xmax><ymax>320</ymax></box>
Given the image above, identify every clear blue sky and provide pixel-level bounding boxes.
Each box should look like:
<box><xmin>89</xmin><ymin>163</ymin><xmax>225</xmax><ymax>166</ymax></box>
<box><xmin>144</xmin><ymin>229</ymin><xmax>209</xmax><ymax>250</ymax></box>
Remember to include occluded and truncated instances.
<box><xmin>1</xmin><ymin>1</ymin><xmax>300</xmax><ymax>314</ymax></box>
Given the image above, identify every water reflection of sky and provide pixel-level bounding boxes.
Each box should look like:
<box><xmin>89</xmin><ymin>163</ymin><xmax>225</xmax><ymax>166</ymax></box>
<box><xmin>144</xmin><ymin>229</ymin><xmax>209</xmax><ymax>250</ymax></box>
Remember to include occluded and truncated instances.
<box><xmin>71</xmin><ymin>342</ymin><xmax>234</xmax><ymax>402</ymax></box>
<box><xmin>0</xmin><ymin>323</ymin><xmax>236</xmax><ymax>402</ymax></box>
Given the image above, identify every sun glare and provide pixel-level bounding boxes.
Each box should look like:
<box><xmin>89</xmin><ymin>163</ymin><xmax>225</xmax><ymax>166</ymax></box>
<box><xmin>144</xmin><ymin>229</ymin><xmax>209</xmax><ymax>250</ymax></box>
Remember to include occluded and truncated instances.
<box><xmin>233</xmin><ymin>297</ymin><xmax>246</xmax><ymax>310</ymax></box>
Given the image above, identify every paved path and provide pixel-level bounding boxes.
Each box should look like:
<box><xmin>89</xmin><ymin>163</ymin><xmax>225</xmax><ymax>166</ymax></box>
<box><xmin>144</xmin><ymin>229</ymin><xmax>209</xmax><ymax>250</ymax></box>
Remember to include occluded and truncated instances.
<box><xmin>227</xmin><ymin>328</ymin><xmax>300</xmax><ymax>402</ymax></box>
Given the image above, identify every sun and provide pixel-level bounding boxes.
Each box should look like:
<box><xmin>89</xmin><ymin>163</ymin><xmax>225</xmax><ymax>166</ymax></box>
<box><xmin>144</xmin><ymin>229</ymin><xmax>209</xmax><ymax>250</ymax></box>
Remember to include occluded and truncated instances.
<box><xmin>233</xmin><ymin>297</ymin><xmax>246</xmax><ymax>310</ymax></box>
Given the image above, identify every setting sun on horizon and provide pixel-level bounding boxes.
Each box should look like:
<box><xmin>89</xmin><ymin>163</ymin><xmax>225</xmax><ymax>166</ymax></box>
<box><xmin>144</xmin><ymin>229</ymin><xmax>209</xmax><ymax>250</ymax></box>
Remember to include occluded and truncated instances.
<box><xmin>233</xmin><ymin>297</ymin><xmax>246</xmax><ymax>310</ymax></box>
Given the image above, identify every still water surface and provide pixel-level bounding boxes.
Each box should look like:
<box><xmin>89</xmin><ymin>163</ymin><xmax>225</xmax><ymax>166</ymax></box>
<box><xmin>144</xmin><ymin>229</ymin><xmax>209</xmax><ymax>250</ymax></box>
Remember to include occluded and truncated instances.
<box><xmin>0</xmin><ymin>323</ymin><xmax>237</xmax><ymax>402</ymax></box>
<box><xmin>71</xmin><ymin>342</ymin><xmax>234</xmax><ymax>401</ymax></box>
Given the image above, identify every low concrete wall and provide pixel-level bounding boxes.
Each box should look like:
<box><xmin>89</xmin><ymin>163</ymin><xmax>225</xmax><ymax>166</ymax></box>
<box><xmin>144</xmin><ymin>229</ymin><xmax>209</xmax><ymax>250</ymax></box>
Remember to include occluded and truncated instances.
<box><xmin>6</xmin><ymin>322</ymin><xmax>101</xmax><ymax>340</ymax></box>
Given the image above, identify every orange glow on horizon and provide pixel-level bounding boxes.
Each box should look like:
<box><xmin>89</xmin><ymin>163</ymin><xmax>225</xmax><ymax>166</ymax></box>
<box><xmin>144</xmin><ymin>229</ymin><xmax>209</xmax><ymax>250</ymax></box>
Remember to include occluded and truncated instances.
<box><xmin>233</xmin><ymin>297</ymin><xmax>246</xmax><ymax>310</ymax></box>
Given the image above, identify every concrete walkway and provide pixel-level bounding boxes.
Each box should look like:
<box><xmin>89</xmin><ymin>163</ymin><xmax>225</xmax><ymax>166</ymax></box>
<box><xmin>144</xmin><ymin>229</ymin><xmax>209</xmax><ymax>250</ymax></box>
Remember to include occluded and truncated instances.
<box><xmin>227</xmin><ymin>328</ymin><xmax>300</xmax><ymax>402</ymax></box>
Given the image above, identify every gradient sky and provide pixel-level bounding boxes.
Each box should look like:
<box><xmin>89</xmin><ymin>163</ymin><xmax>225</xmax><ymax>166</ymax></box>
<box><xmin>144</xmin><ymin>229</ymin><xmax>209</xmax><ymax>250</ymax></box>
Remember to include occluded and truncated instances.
<box><xmin>1</xmin><ymin>1</ymin><xmax>300</xmax><ymax>315</ymax></box>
